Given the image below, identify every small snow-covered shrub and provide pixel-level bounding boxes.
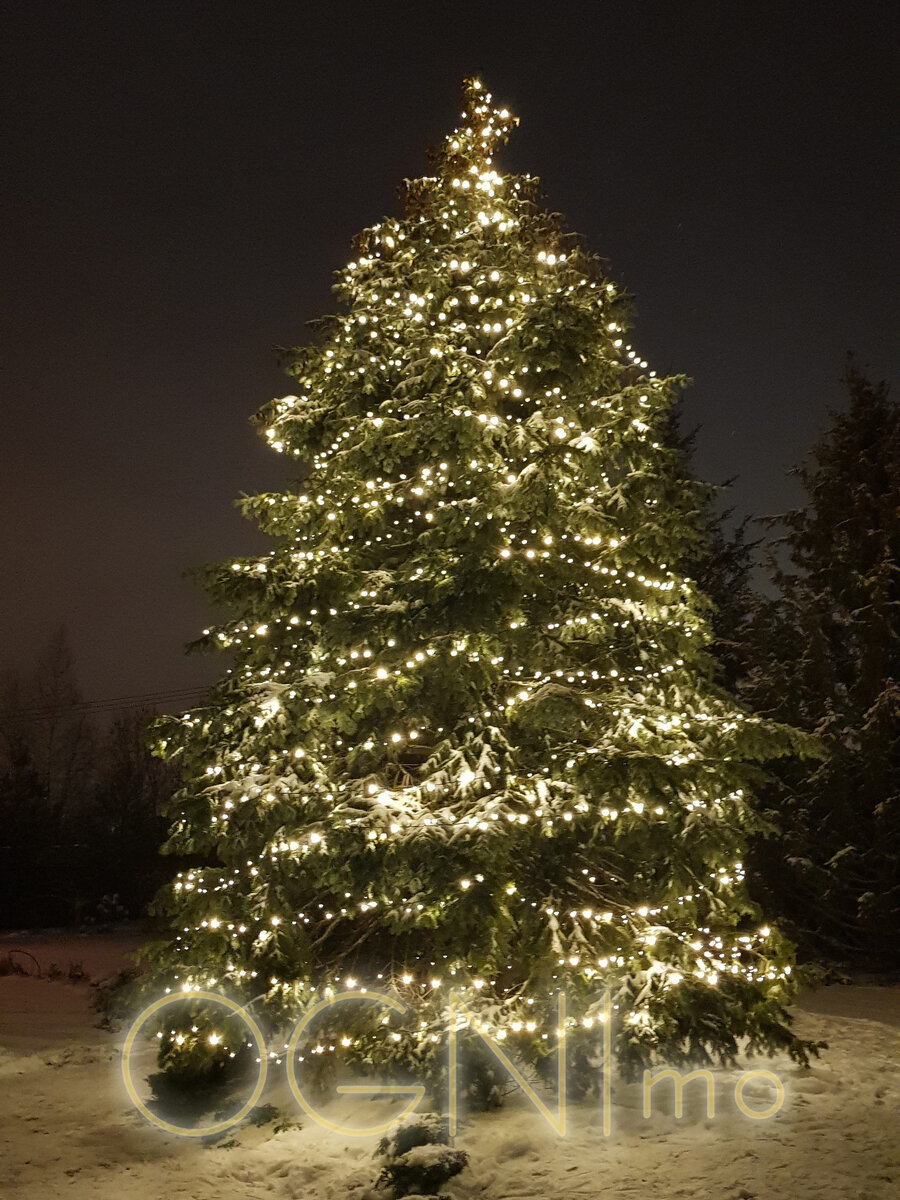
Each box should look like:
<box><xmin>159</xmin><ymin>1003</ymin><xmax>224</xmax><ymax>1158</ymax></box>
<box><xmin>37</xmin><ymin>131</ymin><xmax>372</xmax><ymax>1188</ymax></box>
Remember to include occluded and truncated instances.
<box><xmin>376</xmin><ymin>1113</ymin><xmax>450</xmax><ymax>1159</ymax></box>
<box><xmin>375</xmin><ymin>1113</ymin><xmax>469</xmax><ymax>1197</ymax></box>
<box><xmin>378</xmin><ymin>1143</ymin><xmax>468</xmax><ymax>1197</ymax></box>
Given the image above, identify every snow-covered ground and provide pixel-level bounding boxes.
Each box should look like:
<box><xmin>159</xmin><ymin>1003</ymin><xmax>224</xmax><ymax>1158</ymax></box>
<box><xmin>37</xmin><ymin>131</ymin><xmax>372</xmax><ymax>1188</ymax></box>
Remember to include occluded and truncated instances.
<box><xmin>0</xmin><ymin>928</ymin><xmax>897</xmax><ymax>1199</ymax></box>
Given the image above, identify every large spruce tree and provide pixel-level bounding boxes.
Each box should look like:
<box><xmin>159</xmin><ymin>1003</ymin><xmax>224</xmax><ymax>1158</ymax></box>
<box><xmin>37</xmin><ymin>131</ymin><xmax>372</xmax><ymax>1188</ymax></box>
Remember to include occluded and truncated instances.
<box><xmin>149</xmin><ymin>79</ymin><xmax>816</xmax><ymax>1095</ymax></box>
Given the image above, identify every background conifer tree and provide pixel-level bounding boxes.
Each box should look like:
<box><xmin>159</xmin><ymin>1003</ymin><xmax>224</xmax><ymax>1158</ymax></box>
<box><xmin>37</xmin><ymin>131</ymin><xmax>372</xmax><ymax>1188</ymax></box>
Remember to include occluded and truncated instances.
<box><xmin>744</xmin><ymin>360</ymin><xmax>899</xmax><ymax>969</ymax></box>
<box><xmin>149</xmin><ymin>79</ymin><xmax>818</xmax><ymax>1094</ymax></box>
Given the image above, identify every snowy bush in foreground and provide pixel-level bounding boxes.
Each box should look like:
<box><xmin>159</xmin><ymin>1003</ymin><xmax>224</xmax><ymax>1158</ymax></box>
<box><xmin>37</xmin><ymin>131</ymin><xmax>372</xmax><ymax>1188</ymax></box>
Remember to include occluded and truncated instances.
<box><xmin>375</xmin><ymin>1113</ymin><xmax>469</xmax><ymax>1197</ymax></box>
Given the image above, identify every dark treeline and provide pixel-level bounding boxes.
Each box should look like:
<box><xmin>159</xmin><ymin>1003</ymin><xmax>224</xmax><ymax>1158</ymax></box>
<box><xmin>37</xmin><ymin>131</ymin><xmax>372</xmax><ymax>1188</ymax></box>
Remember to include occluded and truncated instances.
<box><xmin>0</xmin><ymin>628</ymin><xmax>181</xmax><ymax>928</ymax></box>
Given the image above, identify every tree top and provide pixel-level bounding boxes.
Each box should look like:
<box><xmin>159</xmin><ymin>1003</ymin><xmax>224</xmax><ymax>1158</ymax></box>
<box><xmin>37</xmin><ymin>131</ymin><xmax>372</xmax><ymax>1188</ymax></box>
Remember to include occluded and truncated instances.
<box><xmin>437</xmin><ymin>77</ymin><xmax>518</xmax><ymax>174</ymax></box>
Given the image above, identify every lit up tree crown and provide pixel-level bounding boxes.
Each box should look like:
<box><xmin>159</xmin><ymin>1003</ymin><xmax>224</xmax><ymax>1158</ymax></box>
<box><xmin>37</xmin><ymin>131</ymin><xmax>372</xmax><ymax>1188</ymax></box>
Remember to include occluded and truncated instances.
<box><xmin>152</xmin><ymin>78</ymin><xmax>816</xmax><ymax>1088</ymax></box>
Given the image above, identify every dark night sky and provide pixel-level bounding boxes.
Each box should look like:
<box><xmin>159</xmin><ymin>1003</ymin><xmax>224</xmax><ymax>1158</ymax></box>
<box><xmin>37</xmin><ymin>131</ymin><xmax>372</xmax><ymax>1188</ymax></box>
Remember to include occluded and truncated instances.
<box><xmin>1</xmin><ymin>0</ymin><xmax>896</xmax><ymax>705</ymax></box>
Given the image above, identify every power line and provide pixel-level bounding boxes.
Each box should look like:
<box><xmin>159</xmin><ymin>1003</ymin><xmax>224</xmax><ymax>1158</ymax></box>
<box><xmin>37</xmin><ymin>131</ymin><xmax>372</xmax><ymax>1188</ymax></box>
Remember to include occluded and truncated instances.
<box><xmin>7</xmin><ymin>684</ymin><xmax>211</xmax><ymax>721</ymax></box>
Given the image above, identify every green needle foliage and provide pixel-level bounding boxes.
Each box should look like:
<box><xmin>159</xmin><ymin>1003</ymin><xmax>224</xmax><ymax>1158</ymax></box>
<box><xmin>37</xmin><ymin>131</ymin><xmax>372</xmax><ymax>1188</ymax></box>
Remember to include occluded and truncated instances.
<box><xmin>147</xmin><ymin>79</ymin><xmax>819</xmax><ymax>1098</ymax></box>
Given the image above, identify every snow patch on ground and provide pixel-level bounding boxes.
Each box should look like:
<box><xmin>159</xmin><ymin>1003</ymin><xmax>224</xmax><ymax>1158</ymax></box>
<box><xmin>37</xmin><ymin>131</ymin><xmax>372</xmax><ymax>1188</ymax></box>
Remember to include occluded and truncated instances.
<box><xmin>0</xmin><ymin>931</ymin><xmax>897</xmax><ymax>1199</ymax></box>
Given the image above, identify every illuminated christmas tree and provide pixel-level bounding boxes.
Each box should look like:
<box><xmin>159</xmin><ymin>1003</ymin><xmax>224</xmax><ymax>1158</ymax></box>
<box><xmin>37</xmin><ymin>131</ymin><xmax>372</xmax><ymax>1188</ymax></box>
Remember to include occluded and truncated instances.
<box><xmin>149</xmin><ymin>78</ymin><xmax>817</xmax><ymax>1096</ymax></box>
